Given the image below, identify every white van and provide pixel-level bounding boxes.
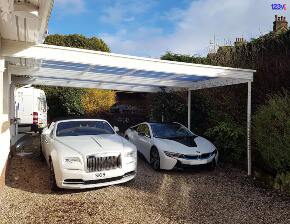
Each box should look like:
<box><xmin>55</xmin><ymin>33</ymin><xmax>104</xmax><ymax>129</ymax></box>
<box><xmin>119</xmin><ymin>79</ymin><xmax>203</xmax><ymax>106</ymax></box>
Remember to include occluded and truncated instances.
<box><xmin>16</xmin><ymin>86</ymin><xmax>48</xmax><ymax>133</ymax></box>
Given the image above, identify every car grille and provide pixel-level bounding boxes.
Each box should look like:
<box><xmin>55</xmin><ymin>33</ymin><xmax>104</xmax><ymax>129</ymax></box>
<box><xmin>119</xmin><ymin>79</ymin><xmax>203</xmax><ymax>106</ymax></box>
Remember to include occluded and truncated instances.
<box><xmin>183</xmin><ymin>155</ymin><xmax>199</xmax><ymax>160</ymax></box>
<box><xmin>184</xmin><ymin>153</ymin><xmax>212</xmax><ymax>160</ymax></box>
<box><xmin>87</xmin><ymin>154</ymin><xmax>122</xmax><ymax>172</ymax></box>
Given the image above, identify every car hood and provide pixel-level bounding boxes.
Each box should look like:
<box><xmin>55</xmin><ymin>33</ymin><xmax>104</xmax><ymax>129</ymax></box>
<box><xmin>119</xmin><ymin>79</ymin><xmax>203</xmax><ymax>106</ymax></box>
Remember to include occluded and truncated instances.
<box><xmin>153</xmin><ymin>136</ymin><xmax>215</xmax><ymax>154</ymax></box>
<box><xmin>55</xmin><ymin>134</ymin><xmax>124</xmax><ymax>156</ymax></box>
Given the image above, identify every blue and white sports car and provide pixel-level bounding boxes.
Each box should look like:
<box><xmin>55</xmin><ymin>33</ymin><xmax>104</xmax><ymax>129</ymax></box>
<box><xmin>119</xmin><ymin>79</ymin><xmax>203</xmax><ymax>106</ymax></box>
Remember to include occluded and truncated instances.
<box><xmin>124</xmin><ymin>122</ymin><xmax>218</xmax><ymax>171</ymax></box>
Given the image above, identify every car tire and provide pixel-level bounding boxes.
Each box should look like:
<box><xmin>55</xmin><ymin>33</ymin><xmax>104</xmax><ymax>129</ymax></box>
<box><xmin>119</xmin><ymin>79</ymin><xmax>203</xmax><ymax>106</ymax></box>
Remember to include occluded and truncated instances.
<box><xmin>150</xmin><ymin>147</ymin><xmax>160</xmax><ymax>171</ymax></box>
<box><xmin>40</xmin><ymin>144</ymin><xmax>45</xmax><ymax>161</ymax></box>
<box><xmin>49</xmin><ymin>160</ymin><xmax>59</xmax><ymax>192</ymax></box>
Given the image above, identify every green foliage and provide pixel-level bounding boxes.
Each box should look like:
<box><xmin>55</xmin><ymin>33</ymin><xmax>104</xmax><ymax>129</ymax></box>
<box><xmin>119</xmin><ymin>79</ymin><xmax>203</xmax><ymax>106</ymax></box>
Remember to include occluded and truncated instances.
<box><xmin>150</xmin><ymin>89</ymin><xmax>188</xmax><ymax>126</ymax></box>
<box><xmin>160</xmin><ymin>51</ymin><xmax>211</xmax><ymax>65</ymax></box>
<box><xmin>275</xmin><ymin>172</ymin><xmax>290</xmax><ymax>191</ymax></box>
<box><xmin>35</xmin><ymin>86</ymin><xmax>86</xmax><ymax>120</ymax></box>
<box><xmin>252</xmin><ymin>89</ymin><xmax>290</xmax><ymax>174</ymax></box>
<box><xmin>205</xmin><ymin>117</ymin><xmax>246</xmax><ymax>165</ymax></box>
<box><xmin>210</xmin><ymin>28</ymin><xmax>290</xmax><ymax>107</ymax></box>
<box><xmin>44</xmin><ymin>34</ymin><xmax>111</xmax><ymax>52</ymax></box>
<box><xmin>150</xmin><ymin>89</ymin><xmax>211</xmax><ymax>135</ymax></box>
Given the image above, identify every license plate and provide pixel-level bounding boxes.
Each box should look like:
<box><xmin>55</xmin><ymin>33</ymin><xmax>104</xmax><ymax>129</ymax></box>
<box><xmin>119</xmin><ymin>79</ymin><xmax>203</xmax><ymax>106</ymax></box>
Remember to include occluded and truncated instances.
<box><xmin>95</xmin><ymin>172</ymin><xmax>106</xmax><ymax>179</ymax></box>
<box><xmin>39</xmin><ymin>124</ymin><xmax>43</xmax><ymax>127</ymax></box>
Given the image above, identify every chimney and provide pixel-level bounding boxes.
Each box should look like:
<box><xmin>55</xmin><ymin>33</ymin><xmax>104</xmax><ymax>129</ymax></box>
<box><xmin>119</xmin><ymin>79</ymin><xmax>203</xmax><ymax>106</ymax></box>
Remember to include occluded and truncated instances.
<box><xmin>234</xmin><ymin>38</ymin><xmax>245</xmax><ymax>46</ymax></box>
<box><xmin>273</xmin><ymin>15</ymin><xmax>288</xmax><ymax>31</ymax></box>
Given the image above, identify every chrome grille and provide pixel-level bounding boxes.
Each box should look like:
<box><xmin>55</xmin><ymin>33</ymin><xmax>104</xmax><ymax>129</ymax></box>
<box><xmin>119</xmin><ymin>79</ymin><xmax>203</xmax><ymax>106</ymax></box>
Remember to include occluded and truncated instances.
<box><xmin>87</xmin><ymin>154</ymin><xmax>122</xmax><ymax>172</ymax></box>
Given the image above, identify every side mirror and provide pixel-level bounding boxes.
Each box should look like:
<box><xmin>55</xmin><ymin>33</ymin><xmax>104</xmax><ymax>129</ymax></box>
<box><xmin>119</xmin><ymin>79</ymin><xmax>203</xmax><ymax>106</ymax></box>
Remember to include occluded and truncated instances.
<box><xmin>14</xmin><ymin>117</ymin><xmax>21</xmax><ymax>124</ymax></box>
<box><xmin>114</xmin><ymin>126</ymin><xmax>119</xmax><ymax>132</ymax></box>
<box><xmin>138</xmin><ymin>132</ymin><xmax>145</xmax><ymax>137</ymax></box>
<box><xmin>42</xmin><ymin>128</ymin><xmax>51</xmax><ymax>135</ymax></box>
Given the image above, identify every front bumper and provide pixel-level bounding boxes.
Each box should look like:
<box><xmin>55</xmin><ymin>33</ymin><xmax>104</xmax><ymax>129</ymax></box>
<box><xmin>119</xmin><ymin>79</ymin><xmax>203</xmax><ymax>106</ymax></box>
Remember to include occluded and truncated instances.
<box><xmin>161</xmin><ymin>153</ymin><xmax>218</xmax><ymax>170</ymax></box>
<box><xmin>55</xmin><ymin>161</ymin><xmax>137</xmax><ymax>189</ymax></box>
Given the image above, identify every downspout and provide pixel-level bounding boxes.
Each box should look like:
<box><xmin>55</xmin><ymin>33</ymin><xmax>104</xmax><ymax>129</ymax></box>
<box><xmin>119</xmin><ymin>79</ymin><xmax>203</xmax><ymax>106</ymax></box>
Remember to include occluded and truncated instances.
<box><xmin>247</xmin><ymin>81</ymin><xmax>252</xmax><ymax>175</ymax></box>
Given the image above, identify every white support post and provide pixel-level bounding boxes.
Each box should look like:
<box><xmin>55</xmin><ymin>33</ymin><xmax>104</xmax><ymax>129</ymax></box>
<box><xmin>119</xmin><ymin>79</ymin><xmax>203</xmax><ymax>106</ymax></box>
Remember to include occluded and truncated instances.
<box><xmin>10</xmin><ymin>80</ymin><xmax>16</xmax><ymax>138</ymax></box>
<box><xmin>247</xmin><ymin>81</ymin><xmax>252</xmax><ymax>176</ymax></box>
<box><xmin>188</xmin><ymin>90</ymin><xmax>191</xmax><ymax>130</ymax></box>
<box><xmin>0</xmin><ymin>58</ymin><xmax>5</xmax><ymax>122</ymax></box>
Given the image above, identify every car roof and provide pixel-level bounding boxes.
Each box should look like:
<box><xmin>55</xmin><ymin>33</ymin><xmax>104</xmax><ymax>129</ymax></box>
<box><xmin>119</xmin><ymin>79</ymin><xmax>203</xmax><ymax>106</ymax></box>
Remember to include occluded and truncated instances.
<box><xmin>52</xmin><ymin>117</ymin><xmax>107</xmax><ymax>123</ymax></box>
<box><xmin>133</xmin><ymin>122</ymin><xmax>181</xmax><ymax>127</ymax></box>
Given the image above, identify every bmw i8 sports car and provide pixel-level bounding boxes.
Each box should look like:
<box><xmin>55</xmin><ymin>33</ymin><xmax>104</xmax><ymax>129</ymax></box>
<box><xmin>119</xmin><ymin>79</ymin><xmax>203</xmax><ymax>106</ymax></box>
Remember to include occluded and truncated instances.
<box><xmin>124</xmin><ymin>122</ymin><xmax>218</xmax><ymax>171</ymax></box>
<box><xmin>41</xmin><ymin>118</ymin><xmax>137</xmax><ymax>191</ymax></box>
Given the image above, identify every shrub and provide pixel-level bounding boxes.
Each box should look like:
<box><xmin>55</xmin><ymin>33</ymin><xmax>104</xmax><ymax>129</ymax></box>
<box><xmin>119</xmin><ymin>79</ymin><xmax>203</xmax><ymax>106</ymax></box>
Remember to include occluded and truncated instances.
<box><xmin>81</xmin><ymin>89</ymin><xmax>116</xmax><ymax>116</ymax></box>
<box><xmin>205</xmin><ymin>117</ymin><xmax>247</xmax><ymax>165</ymax></box>
<box><xmin>150</xmin><ymin>89</ymin><xmax>188</xmax><ymax>126</ymax></box>
<box><xmin>252</xmin><ymin>89</ymin><xmax>290</xmax><ymax>174</ymax></box>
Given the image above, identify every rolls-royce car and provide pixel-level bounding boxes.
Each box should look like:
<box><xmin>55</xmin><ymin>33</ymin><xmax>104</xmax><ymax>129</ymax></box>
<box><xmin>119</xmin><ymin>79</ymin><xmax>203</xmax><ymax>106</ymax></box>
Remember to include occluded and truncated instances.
<box><xmin>124</xmin><ymin>122</ymin><xmax>218</xmax><ymax>171</ymax></box>
<box><xmin>40</xmin><ymin>118</ymin><xmax>137</xmax><ymax>191</ymax></box>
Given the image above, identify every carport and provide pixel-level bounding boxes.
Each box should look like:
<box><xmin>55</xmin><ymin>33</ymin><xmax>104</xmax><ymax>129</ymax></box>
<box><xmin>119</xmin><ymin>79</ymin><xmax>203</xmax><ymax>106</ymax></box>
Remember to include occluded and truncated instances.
<box><xmin>0</xmin><ymin>0</ymin><xmax>255</xmax><ymax>184</ymax></box>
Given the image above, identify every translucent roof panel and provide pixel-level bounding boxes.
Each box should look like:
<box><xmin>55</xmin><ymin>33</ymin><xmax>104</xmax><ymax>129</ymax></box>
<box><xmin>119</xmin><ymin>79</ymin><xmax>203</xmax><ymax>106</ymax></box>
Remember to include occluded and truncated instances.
<box><xmin>41</xmin><ymin>60</ymin><xmax>90</xmax><ymax>71</ymax></box>
<box><xmin>130</xmin><ymin>70</ymin><xmax>176</xmax><ymax>79</ymax></box>
<box><xmin>90</xmin><ymin>66</ymin><xmax>134</xmax><ymax>75</ymax></box>
<box><xmin>173</xmin><ymin>75</ymin><xmax>214</xmax><ymax>82</ymax></box>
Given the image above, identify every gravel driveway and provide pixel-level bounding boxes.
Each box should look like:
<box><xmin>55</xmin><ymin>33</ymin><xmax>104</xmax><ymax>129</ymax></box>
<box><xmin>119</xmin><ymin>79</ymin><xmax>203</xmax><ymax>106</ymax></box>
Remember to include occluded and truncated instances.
<box><xmin>0</xmin><ymin>134</ymin><xmax>289</xmax><ymax>224</ymax></box>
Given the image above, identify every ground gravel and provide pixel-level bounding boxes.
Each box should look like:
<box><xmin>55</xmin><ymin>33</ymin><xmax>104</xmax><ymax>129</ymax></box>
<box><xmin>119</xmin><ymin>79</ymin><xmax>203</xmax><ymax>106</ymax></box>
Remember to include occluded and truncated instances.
<box><xmin>0</xmin><ymin>133</ymin><xmax>289</xmax><ymax>224</ymax></box>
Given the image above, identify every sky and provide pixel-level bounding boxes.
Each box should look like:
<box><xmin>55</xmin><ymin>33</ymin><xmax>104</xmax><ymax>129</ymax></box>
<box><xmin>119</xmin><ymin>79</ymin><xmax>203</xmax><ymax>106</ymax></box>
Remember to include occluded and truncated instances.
<box><xmin>48</xmin><ymin>0</ymin><xmax>289</xmax><ymax>58</ymax></box>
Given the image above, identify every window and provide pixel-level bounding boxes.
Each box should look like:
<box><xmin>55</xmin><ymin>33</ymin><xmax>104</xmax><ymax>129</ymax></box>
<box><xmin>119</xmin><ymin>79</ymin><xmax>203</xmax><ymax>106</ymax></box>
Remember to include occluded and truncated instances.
<box><xmin>137</xmin><ymin>124</ymin><xmax>151</xmax><ymax>137</ymax></box>
<box><xmin>56</xmin><ymin>121</ymin><xmax>115</xmax><ymax>137</ymax></box>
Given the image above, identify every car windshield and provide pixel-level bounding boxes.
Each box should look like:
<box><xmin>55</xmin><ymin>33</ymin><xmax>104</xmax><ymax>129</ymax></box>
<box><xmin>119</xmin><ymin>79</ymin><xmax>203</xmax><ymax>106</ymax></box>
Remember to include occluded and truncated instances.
<box><xmin>56</xmin><ymin>121</ymin><xmax>115</xmax><ymax>137</ymax></box>
<box><xmin>151</xmin><ymin>123</ymin><xmax>195</xmax><ymax>139</ymax></box>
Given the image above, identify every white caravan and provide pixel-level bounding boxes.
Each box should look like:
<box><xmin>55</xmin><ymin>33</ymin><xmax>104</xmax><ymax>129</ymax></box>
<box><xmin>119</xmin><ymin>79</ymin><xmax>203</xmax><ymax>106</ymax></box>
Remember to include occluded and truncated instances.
<box><xmin>16</xmin><ymin>86</ymin><xmax>48</xmax><ymax>133</ymax></box>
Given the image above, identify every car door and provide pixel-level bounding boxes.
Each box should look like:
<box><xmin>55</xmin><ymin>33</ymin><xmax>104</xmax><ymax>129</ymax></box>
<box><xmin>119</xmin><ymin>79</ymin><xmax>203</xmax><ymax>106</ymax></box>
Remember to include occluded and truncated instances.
<box><xmin>135</xmin><ymin>124</ymin><xmax>152</xmax><ymax>161</ymax></box>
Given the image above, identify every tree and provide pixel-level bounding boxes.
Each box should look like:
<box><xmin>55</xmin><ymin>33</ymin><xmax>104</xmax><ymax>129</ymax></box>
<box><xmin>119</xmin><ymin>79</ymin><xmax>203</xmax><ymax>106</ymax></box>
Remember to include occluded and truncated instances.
<box><xmin>81</xmin><ymin>89</ymin><xmax>116</xmax><ymax>117</ymax></box>
<box><xmin>44</xmin><ymin>34</ymin><xmax>110</xmax><ymax>52</ymax></box>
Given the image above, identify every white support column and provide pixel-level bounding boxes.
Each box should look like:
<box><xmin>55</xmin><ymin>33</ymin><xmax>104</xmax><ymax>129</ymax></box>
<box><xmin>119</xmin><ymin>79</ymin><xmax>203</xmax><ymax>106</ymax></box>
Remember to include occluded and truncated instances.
<box><xmin>247</xmin><ymin>81</ymin><xmax>252</xmax><ymax>176</ymax></box>
<box><xmin>10</xmin><ymin>80</ymin><xmax>16</xmax><ymax>138</ymax></box>
<box><xmin>188</xmin><ymin>90</ymin><xmax>191</xmax><ymax>130</ymax></box>
<box><xmin>0</xmin><ymin>58</ymin><xmax>5</xmax><ymax>122</ymax></box>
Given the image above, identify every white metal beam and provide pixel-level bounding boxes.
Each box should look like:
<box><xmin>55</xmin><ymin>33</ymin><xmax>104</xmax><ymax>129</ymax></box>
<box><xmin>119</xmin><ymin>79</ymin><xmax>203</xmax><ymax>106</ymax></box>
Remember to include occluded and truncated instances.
<box><xmin>2</xmin><ymin>40</ymin><xmax>255</xmax><ymax>79</ymax></box>
<box><xmin>118</xmin><ymin>69</ymin><xmax>139</xmax><ymax>77</ymax></box>
<box><xmin>189</xmin><ymin>77</ymin><xmax>251</xmax><ymax>90</ymax></box>
<box><xmin>160</xmin><ymin>73</ymin><xmax>186</xmax><ymax>81</ymax></box>
<box><xmin>78</xmin><ymin>65</ymin><xmax>96</xmax><ymax>76</ymax></box>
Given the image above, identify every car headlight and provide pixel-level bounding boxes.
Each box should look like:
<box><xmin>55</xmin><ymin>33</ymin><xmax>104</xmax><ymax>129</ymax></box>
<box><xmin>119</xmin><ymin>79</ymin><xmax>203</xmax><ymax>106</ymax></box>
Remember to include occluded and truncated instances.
<box><xmin>212</xmin><ymin>149</ymin><xmax>218</xmax><ymax>155</ymax></box>
<box><xmin>63</xmin><ymin>157</ymin><xmax>81</xmax><ymax>164</ymax></box>
<box><xmin>125</xmin><ymin>151</ymin><xmax>136</xmax><ymax>157</ymax></box>
<box><xmin>164</xmin><ymin>151</ymin><xmax>183</xmax><ymax>158</ymax></box>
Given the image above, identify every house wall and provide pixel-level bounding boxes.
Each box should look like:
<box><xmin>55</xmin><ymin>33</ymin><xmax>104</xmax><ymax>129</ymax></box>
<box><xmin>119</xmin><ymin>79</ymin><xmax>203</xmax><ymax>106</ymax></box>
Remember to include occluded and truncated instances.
<box><xmin>0</xmin><ymin>49</ymin><xmax>12</xmax><ymax>201</ymax></box>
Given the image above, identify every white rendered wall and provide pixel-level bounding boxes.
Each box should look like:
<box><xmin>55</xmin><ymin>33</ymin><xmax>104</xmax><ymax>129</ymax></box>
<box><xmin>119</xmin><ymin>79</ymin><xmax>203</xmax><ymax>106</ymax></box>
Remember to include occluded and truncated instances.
<box><xmin>0</xmin><ymin>58</ymin><xmax>11</xmax><ymax>181</ymax></box>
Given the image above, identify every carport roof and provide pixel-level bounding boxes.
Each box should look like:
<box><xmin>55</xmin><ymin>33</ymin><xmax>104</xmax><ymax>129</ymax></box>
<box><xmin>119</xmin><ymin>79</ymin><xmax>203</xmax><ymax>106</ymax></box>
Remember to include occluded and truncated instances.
<box><xmin>2</xmin><ymin>40</ymin><xmax>255</xmax><ymax>93</ymax></box>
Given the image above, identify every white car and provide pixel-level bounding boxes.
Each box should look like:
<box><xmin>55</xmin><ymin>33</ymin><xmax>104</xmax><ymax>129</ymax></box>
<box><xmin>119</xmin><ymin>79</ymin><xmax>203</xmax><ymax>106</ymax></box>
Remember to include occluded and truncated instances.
<box><xmin>124</xmin><ymin>122</ymin><xmax>218</xmax><ymax>171</ymax></box>
<box><xmin>40</xmin><ymin>118</ymin><xmax>137</xmax><ymax>191</ymax></box>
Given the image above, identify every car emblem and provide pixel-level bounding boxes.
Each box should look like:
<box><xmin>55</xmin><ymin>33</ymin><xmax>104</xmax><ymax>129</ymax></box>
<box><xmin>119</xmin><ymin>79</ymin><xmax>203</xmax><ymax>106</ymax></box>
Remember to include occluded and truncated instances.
<box><xmin>196</xmin><ymin>151</ymin><xmax>200</xmax><ymax>153</ymax></box>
